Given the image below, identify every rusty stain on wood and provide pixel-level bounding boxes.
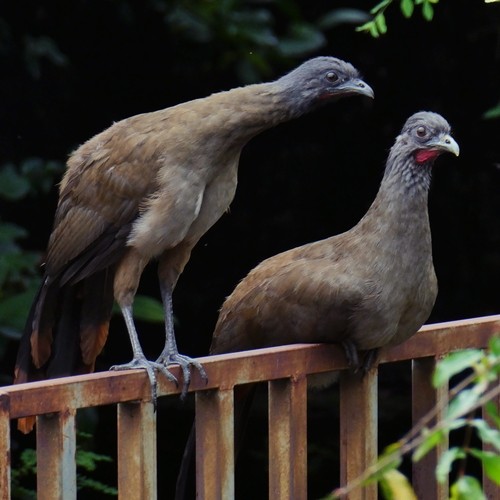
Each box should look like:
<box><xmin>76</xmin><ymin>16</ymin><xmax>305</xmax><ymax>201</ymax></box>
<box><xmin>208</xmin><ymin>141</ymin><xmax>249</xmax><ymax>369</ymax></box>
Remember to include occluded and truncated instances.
<box><xmin>0</xmin><ymin>394</ymin><xmax>11</xmax><ymax>500</ymax></box>
<box><xmin>118</xmin><ymin>401</ymin><xmax>157</xmax><ymax>499</ymax></box>
<box><xmin>340</xmin><ymin>368</ymin><xmax>378</xmax><ymax>500</ymax></box>
<box><xmin>268</xmin><ymin>376</ymin><xmax>307</xmax><ymax>499</ymax></box>
<box><xmin>36</xmin><ymin>409</ymin><xmax>77</xmax><ymax>500</ymax></box>
<box><xmin>196</xmin><ymin>388</ymin><xmax>235</xmax><ymax>499</ymax></box>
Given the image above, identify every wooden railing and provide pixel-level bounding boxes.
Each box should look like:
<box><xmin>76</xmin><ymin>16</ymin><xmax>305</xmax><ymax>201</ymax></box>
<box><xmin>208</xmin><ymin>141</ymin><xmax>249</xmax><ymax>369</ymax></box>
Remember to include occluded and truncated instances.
<box><xmin>1</xmin><ymin>315</ymin><xmax>499</xmax><ymax>499</ymax></box>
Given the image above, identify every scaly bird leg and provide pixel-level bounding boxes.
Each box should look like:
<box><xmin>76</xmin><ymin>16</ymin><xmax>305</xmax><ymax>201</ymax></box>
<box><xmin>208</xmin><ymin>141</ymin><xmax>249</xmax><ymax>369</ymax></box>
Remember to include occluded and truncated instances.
<box><xmin>110</xmin><ymin>304</ymin><xmax>178</xmax><ymax>407</ymax></box>
<box><xmin>156</xmin><ymin>284</ymin><xmax>208</xmax><ymax>398</ymax></box>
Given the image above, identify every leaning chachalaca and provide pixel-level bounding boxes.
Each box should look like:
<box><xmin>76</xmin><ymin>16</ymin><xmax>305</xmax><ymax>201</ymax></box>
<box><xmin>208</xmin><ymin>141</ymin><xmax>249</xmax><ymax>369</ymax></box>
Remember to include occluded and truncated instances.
<box><xmin>14</xmin><ymin>56</ymin><xmax>373</xmax><ymax>433</ymax></box>
<box><xmin>176</xmin><ymin>111</ymin><xmax>459</xmax><ymax>498</ymax></box>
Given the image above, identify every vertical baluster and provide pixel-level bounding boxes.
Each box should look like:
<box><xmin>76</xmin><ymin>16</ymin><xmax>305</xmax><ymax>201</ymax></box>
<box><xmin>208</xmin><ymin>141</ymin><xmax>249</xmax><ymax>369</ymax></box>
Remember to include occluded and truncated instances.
<box><xmin>36</xmin><ymin>410</ymin><xmax>77</xmax><ymax>500</ymax></box>
<box><xmin>268</xmin><ymin>376</ymin><xmax>307</xmax><ymax>500</ymax></box>
<box><xmin>412</xmin><ymin>357</ymin><xmax>448</xmax><ymax>499</ymax></box>
<box><xmin>117</xmin><ymin>401</ymin><xmax>157</xmax><ymax>499</ymax></box>
<box><xmin>0</xmin><ymin>394</ymin><xmax>10</xmax><ymax>500</ymax></box>
<box><xmin>340</xmin><ymin>369</ymin><xmax>378</xmax><ymax>500</ymax></box>
<box><xmin>195</xmin><ymin>388</ymin><xmax>235</xmax><ymax>499</ymax></box>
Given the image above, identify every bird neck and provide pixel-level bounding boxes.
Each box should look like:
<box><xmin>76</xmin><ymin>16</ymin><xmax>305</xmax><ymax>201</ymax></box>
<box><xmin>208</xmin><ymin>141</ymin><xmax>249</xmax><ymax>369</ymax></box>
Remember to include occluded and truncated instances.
<box><xmin>201</xmin><ymin>81</ymin><xmax>319</xmax><ymax>143</ymax></box>
<box><xmin>356</xmin><ymin>152</ymin><xmax>433</xmax><ymax>245</ymax></box>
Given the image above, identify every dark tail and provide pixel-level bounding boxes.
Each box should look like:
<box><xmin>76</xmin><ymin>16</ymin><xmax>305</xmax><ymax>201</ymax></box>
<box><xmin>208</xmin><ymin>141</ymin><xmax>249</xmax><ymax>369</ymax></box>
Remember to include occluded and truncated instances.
<box><xmin>14</xmin><ymin>269</ymin><xmax>114</xmax><ymax>433</ymax></box>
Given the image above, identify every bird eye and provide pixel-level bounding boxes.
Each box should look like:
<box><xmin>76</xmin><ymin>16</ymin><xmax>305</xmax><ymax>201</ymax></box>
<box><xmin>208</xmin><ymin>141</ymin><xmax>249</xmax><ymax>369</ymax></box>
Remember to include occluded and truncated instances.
<box><xmin>326</xmin><ymin>71</ymin><xmax>339</xmax><ymax>83</ymax></box>
<box><xmin>416</xmin><ymin>126</ymin><xmax>427</xmax><ymax>138</ymax></box>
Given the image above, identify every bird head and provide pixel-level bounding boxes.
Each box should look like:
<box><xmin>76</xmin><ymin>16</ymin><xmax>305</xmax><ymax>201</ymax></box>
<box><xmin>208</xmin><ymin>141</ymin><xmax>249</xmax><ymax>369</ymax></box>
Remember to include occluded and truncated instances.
<box><xmin>399</xmin><ymin>111</ymin><xmax>460</xmax><ymax>165</ymax></box>
<box><xmin>277</xmin><ymin>56</ymin><xmax>374</xmax><ymax>111</ymax></box>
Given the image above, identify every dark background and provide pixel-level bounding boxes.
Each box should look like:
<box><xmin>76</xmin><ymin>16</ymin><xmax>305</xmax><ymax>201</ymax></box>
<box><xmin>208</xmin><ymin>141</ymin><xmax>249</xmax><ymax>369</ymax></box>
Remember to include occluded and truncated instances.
<box><xmin>1</xmin><ymin>1</ymin><xmax>499</xmax><ymax>498</ymax></box>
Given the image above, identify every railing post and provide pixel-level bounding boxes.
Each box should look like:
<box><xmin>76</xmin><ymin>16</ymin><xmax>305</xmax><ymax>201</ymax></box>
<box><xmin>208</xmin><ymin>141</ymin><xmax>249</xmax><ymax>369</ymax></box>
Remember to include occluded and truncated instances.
<box><xmin>196</xmin><ymin>388</ymin><xmax>235</xmax><ymax>499</ymax></box>
<box><xmin>36</xmin><ymin>409</ymin><xmax>77</xmax><ymax>500</ymax></box>
<box><xmin>268</xmin><ymin>375</ymin><xmax>307</xmax><ymax>500</ymax></box>
<box><xmin>412</xmin><ymin>357</ymin><xmax>448</xmax><ymax>499</ymax></box>
<box><xmin>340</xmin><ymin>368</ymin><xmax>378</xmax><ymax>500</ymax></box>
<box><xmin>0</xmin><ymin>393</ymin><xmax>10</xmax><ymax>500</ymax></box>
<box><xmin>117</xmin><ymin>401</ymin><xmax>157</xmax><ymax>499</ymax></box>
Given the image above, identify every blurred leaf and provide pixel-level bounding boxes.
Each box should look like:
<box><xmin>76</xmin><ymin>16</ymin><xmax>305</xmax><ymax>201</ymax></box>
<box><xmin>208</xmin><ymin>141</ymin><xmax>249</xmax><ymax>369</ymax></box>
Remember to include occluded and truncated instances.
<box><xmin>375</xmin><ymin>13</ymin><xmax>387</xmax><ymax>34</ymax></box>
<box><xmin>422</xmin><ymin>1</ymin><xmax>434</xmax><ymax>20</ymax></box>
<box><xmin>401</xmin><ymin>0</ymin><xmax>415</xmax><ymax>17</ymax></box>
<box><xmin>485</xmin><ymin>401</ymin><xmax>500</xmax><ymax>428</ymax></box>
<box><xmin>318</xmin><ymin>9</ymin><xmax>371</xmax><ymax>29</ymax></box>
<box><xmin>471</xmin><ymin>419</ymin><xmax>500</xmax><ymax>451</ymax></box>
<box><xmin>0</xmin><ymin>287</ymin><xmax>38</xmax><ymax>337</ymax></box>
<box><xmin>132</xmin><ymin>295</ymin><xmax>164</xmax><ymax>323</ymax></box>
<box><xmin>413</xmin><ymin>428</ymin><xmax>445</xmax><ymax>461</ymax></box>
<box><xmin>489</xmin><ymin>335</ymin><xmax>500</xmax><ymax>356</ymax></box>
<box><xmin>0</xmin><ymin>164</ymin><xmax>31</xmax><ymax>200</ymax></box>
<box><xmin>436</xmin><ymin>447</ymin><xmax>466</xmax><ymax>483</ymax></box>
<box><xmin>433</xmin><ymin>349</ymin><xmax>483</xmax><ymax>387</ymax></box>
<box><xmin>469</xmin><ymin>449</ymin><xmax>500</xmax><ymax>484</ymax></box>
<box><xmin>0</xmin><ymin>222</ymin><xmax>28</xmax><ymax>244</ymax></box>
<box><xmin>277</xmin><ymin>23</ymin><xmax>326</xmax><ymax>57</ymax></box>
<box><xmin>370</xmin><ymin>0</ymin><xmax>392</xmax><ymax>14</ymax></box>
<box><xmin>379</xmin><ymin>469</ymin><xmax>417</xmax><ymax>499</ymax></box>
<box><xmin>447</xmin><ymin>388</ymin><xmax>480</xmax><ymax>420</ymax></box>
<box><xmin>450</xmin><ymin>476</ymin><xmax>486</xmax><ymax>500</ymax></box>
<box><xmin>24</xmin><ymin>35</ymin><xmax>68</xmax><ymax>79</ymax></box>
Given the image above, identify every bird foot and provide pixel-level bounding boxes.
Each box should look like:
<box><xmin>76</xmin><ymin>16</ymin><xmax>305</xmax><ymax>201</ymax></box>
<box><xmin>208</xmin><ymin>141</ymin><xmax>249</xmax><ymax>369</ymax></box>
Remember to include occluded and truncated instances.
<box><xmin>361</xmin><ymin>348</ymin><xmax>379</xmax><ymax>374</ymax></box>
<box><xmin>341</xmin><ymin>340</ymin><xmax>361</xmax><ymax>370</ymax></box>
<box><xmin>156</xmin><ymin>353</ymin><xmax>208</xmax><ymax>399</ymax></box>
<box><xmin>110</xmin><ymin>357</ymin><xmax>178</xmax><ymax>408</ymax></box>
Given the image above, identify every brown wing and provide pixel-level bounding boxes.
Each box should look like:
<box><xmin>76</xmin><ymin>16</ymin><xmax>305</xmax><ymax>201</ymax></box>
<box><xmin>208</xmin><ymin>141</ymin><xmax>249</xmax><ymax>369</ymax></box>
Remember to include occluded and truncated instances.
<box><xmin>15</xmin><ymin>114</ymin><xmax>168</xmax><ymax>418</ymax></box>
<box><xmin>211</xmin><ymin>246</ymin><xmax>368</xmax><ymax>354</ymax></box>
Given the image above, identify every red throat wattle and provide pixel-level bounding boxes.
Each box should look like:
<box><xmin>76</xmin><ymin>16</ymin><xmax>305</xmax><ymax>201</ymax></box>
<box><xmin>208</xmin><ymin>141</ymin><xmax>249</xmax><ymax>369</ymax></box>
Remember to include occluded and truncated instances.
<box><xmin>415</xmin><ymin>149</ymin><xmax>441</xmax><ymax>164</ymax></box>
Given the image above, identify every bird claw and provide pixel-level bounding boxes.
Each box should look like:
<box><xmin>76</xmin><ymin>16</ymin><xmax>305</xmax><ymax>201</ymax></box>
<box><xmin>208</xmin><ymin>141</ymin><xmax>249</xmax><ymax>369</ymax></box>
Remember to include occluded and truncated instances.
<box><xmin>156</xmin><ymin>353</ymin><xmax>208</xmax><ymax>399</ymax></box>
<box><xmin>341</xmin><ymin>340</ymin><xmax>360</xmax><ymax>370</ymax></box>
<box><xmin>110</xmin><ymin>357</ymin><xmax>178</xmax><ymax>408</ymax></box>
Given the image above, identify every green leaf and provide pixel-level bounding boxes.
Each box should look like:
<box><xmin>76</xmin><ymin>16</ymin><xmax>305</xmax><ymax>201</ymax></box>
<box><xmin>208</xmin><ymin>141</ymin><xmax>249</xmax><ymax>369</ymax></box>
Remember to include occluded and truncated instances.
<box><xmin>489</xmin><ymin>335</ymin><xmax>500</xmax><ymax>356</ymax></box>
<box><xmin>433</xmin><ymin>349</ymin><xmax>483</xmax><ymax>387</ymax></box>
<box><xmin>447</xmin><ymin>388</ymin><xmax>480</xmax><ymax>420</ymax></box>
<box><xmin>483</xmin><ymin>102</ymin><xmax>500</xmax><ymax>119</ymax></box>
<box><xmin>370</xmin><ymin>0</ymin><xmax>392</xmax><ymax>15</ymax></box>
<box><xmin>471</xmin><ymin>419</ymin><xmax>500</xmax><ymax>451</ymax></box>
<box><xmin>0</xmin><ymin>288</ymin><xmax>38</xmax><ymax>336</ymax></box>
<box><xmin>413</xmin><ymin>428</ymin><xmax>445</xmax><ymax>461</ymax></box>
<box><xmin>485</xmin><ymin>401</ymin><xmax>500</xmax><ymax>428</ymax></box>
<box><xmin>0</xmin><ymin>164</ymin><xmax>31</xmax><ymax>201</ymax></box>
<box><xmin>132</xmin><ymin>295</ymin><xmax>165</xmax><ymax>323</ymax></box>
<box><xmin>367</xmin><ymin>442</ymin><xmax>403</xmax><ymax>482</ymax></box>
<box><xmin>379</xmin><ymin>469</ymin><xmax>417</xmax><ymax>499</ymax></box>
<box><xmin>401</xmin><ymin>0</ymin><xmax>415</xmax><ymax>17</ymax></box>
<box><xmin>469</xmin><ymin>449</ymin><xmax>500</xmax><ymax>485</ymax></box>
<box><xmin>436</xmin><ymin>447</ymin><xmax>466</xmax><ymax>483</ymax></box>
<box><xmin>374</xmin><ymin>13</ymin><xmax>387</xmax><ymax>34</ymax></box>
<box><xmin>422</xmin><ymin>0</ymin><xmax>434</xmax><ymax>20</ymax></box>
<box><xmin>450</xmin><ymin>476</ymin><xmax>486</xmax><ymax>500</ymax></box>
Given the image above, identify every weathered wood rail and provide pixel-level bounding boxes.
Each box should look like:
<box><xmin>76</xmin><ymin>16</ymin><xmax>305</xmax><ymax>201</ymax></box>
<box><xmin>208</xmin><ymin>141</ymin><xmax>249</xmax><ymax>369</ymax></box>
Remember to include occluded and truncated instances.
<box><xmin>1</xmin><ymin>314</ymin><xmax>499</xmax><ymax>499</ymax></box>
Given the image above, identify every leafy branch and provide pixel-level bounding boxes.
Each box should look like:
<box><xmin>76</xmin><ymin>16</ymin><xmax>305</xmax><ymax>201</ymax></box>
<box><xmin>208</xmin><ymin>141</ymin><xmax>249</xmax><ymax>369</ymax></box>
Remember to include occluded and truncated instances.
<box><xmin>356</xmin><ymin>0</ymin><xmax>439</xmax><ymax>38</ymax></box>
<box><xmin>326</xmin><ymin>336</ymin><xmax>500</xmax><ymax>499</ymax></box>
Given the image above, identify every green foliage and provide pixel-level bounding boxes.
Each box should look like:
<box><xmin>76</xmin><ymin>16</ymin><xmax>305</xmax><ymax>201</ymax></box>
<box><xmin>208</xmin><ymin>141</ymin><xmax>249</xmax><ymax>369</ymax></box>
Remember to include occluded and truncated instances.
<box><xmin>11</xmin><ymin>432</ymin><xmax>117</xmax><ymax>498</ymax></box>
<box><xmin>159</xmin><ymin>0</ymin><xmax>370</xmax><ymax>82</ymax></box>
<box><xmin>356</xmin><ymin>0</ymin><xmax>440</xmax><ymax>38</ymax></box>
<box><xmin>329</xmin><ymin>335</ymin><xmax>500</xmax><ymax>499</ymax></box>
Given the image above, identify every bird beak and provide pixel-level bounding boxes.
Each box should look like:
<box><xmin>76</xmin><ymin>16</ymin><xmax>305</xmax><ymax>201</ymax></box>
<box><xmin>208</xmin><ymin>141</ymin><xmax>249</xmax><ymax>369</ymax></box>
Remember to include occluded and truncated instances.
<box><xmin>428</xmin><ymin>134</ymin><xmax>460</xmax><ymax>157</ymax></box>
<box><xmin>336</xmin><ymin>78</ymin><xmax>375</xmax><ymax>99</ymax></box>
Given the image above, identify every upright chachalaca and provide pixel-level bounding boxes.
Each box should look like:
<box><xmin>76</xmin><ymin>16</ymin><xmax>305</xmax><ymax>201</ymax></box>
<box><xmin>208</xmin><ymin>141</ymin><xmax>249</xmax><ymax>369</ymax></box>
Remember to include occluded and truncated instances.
<box><xmin>14</xmin><ymin>56</ymin><xmax>373</xmax><ymax>433</ymax></box>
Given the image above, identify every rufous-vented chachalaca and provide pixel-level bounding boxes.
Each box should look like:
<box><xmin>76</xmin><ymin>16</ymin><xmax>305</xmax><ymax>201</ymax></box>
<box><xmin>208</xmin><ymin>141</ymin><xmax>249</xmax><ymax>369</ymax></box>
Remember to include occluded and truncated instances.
<box><xmin>14</xmin><ymin>56</ymin><xmax>373</xmax><ymax>433</ymax></box>
<box><xmin>175</xmin><ymin>111</ymin><xmax>459</xmax><ymax>499</ymax></box>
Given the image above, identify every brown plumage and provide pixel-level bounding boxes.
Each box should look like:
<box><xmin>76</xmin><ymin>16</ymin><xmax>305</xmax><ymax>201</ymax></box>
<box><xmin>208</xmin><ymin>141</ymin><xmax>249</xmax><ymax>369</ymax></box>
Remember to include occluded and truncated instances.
<box><xmin>175</xmin><ymin>111</ymin><xmax>459</xmax><ymax>499</ymax></box>
<box><xmin>14</xmin><ymin>56</ymin><xmax>373</xmax><ymax>433</ymax></box>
